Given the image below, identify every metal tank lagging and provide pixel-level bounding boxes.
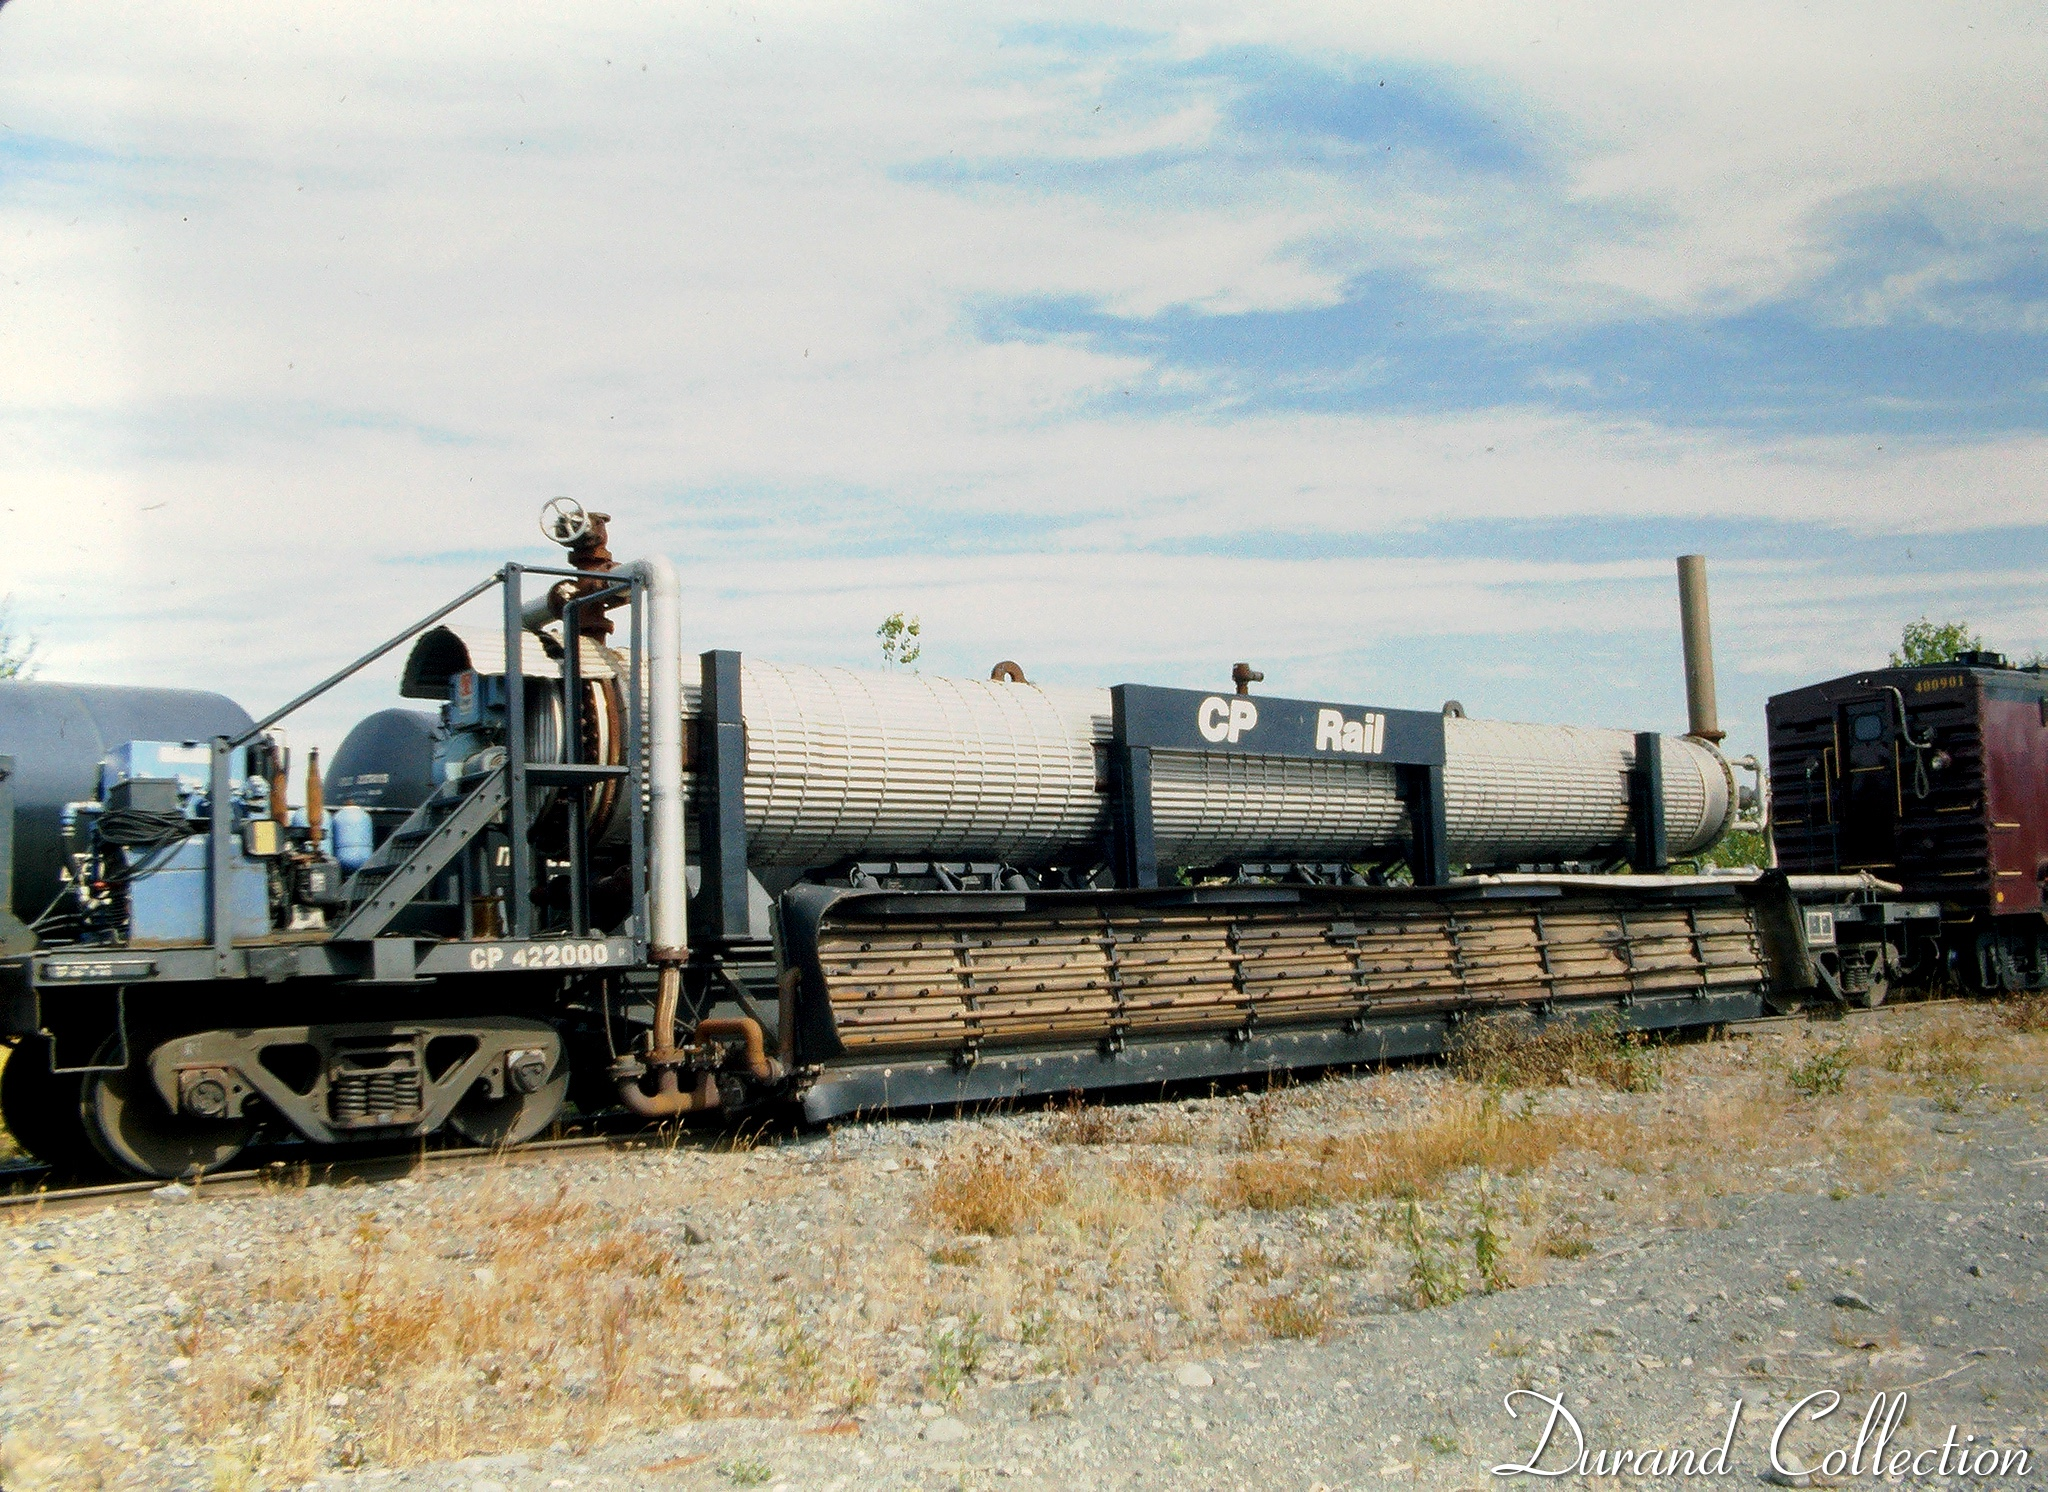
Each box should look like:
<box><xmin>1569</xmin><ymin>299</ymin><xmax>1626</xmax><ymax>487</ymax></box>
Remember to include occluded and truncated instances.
<box><xmin>397</xmin><ymin>632</ymin><xmax>1731</xmax><ymax>869</ymax></box>
<box><xmin>728</xmin><ymin>659</ymin><xmax>1731</xmax><ymax>869</ymax></box>
<box><xmin>737</xmin><ymin>661</ymin><xmax>1108</xmax><ymax>867</ymax></box>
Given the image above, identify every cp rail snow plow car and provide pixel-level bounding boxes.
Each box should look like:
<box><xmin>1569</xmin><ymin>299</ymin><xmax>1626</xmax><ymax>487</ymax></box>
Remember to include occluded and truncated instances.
<box><xmin>0</xmin><ymin>506</ymin><xmax>1881</xmax><ymax>1177</ymax></box>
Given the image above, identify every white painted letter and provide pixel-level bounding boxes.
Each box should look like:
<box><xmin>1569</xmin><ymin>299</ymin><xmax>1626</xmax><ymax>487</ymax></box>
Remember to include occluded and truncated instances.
<box><xmin>1493</xmin><ymin>1390</ymin><xmax>1586</xmax><ymax>1477</ymax></box>
<box><xmin>1315</xmin><ymin>708</ymin><xmax>1344</xmax><ymax>751</ymax></box>
<box><xmin>1770</xmin><ymin>1392</ymin><xmax>1840</xmax><ymax>1481</ymax></box>
<box><xmin>1198</xmin><ymin>696</ymin><xmax>1231</xmax><ymax>743</ymax></box>
<box><xmin>1227</xmin><ymin>698</ymin><xmax>1258</xmax><ymax>743</ymax></box>
<box><xmin>1341</xmin><ymin>719</ymin><xmax>1365</xmax><ymax>753</ymax></box>
<box><xmin>1701</xmin><ymin>1401</ymin><xmax>1742</xmax><ymax>1476</ymax></box>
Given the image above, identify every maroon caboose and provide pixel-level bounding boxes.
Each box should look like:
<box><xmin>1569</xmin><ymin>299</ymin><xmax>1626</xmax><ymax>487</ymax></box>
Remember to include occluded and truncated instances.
<box><xmin>1768</xmin><ymin>652</ymin><xmax>2048</xmax><ymax>992</ymax></box>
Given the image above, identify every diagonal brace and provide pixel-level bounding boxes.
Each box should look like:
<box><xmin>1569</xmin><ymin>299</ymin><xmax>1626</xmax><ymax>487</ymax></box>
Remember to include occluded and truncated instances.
<box><xmin>330</xmin><ymin>767</ymin><xmax>510</xmax><ymax>942</ymax></box>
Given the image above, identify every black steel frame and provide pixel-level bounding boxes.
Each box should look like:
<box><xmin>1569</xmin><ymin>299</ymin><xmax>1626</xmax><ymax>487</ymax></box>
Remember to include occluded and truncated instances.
<box><xmin>1632</xmin><ymin>731</ymin><xmax>1668</xmax><ymax>871</ymax></box>
<box><xmin>695</xmin><ymin>650</ymin><xmax>752</xmax><ymax>947</ymax></box>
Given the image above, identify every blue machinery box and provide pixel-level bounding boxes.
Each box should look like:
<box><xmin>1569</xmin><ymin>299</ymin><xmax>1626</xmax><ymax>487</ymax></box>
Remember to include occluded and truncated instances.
<box><xmin>127</xmin><ymin>837</ymin><xmax>270</xmax><ymax>944</ymax></box>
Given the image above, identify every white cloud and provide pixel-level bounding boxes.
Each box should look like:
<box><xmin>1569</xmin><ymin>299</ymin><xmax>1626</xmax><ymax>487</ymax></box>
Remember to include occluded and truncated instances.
<box><xmin>1193</xmin><ymin>0</ymin><xmax>2048</xmax><ymax>317</ymax></box>
<box><xmin>0</xmin><ymin>0</ymin><xmax>2041</xmax><ymax>765</ymax></box>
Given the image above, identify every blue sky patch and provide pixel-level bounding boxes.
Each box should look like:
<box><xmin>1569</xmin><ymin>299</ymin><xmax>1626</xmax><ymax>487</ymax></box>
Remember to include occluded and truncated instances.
<box><xmin>1195</xmin><ymin>48</ymin><xmax>1540</xmax><ymax>178</ymax></box>
<box><xmin>922</xmin><ymin>40</ymin><xmax>2045</xmax><ymax>440</ymax></box>
<box><xmin>974</xmin><ymin>235</ymin><xmax>2048</xmax><ymax>437</ymax></box>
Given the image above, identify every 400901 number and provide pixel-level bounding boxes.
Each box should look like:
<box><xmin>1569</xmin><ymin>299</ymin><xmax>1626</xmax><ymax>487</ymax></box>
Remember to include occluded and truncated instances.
<box><xmin>466</xmin><ymin>940</ymin><xmax>614</xmax><ymax>971</ymax></box>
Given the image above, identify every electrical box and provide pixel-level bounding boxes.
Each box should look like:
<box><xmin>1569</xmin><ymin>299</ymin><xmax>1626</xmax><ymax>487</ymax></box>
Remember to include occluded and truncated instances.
<box><xmin>295</xmin><ymin>860</ymin><xmax>345</xmax><ymax>907</ymax></box>
<box><xmin>447</xmin><ymin>670</ymin><xmax>507</xmax><ymax>730</ymax></box>
<box><xmin>127</xmin><ymin>839</ymin><xmax>269</xmax><ymax>943</ymax></box>
<box><xmin>106</xmin><ymin>777</ymin><xmax>181</xmax><ymax>817</ymax></box>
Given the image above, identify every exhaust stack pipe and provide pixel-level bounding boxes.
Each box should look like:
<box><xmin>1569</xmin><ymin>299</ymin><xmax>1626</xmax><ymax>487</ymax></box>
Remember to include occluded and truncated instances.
<box><xmin>1675</xmin><ymin>554</ymin><xmax>1724</xmax><ymax>743</ymax></box>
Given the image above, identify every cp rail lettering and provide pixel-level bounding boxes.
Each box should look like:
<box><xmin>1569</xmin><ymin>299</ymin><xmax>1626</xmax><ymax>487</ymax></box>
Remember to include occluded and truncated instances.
<box><xmin>1314</xmin><ymin>708</ymin><xmax>1387</xmax><ymax>756</ymax></box>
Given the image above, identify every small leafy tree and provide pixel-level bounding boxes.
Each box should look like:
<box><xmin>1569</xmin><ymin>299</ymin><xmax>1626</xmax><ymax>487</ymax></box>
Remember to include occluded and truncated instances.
<box><xmin>1697</xmin><ymin>827</ymin><xmax>1769</xmax><ymax>870</ymax></box>
<box><xmin>1890</xmin><ymin>617</ymin><xmax>1982</xmax><ymax>668</ymax></box>
<box><xmin>877</xmin><ymin>612</ymin><xmax>922</xmax><ymax>670</ymax></box>
<box><xmin>0</xmin><ymin>598</ymin><xmax>36</xmax><ymax>680</ymax></box>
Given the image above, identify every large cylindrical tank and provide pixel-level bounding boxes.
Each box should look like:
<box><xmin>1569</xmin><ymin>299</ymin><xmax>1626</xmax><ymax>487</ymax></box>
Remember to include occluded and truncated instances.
<box><xmin>0</xmin><ymin>681</ymin><xmax>253</xmax><ymax>922</ymax></box>
<box><xmin>733</xmin><ymin>661</ymin><xmax>1730</xmax><ymax>868</ymax></box>
<box><xmin>403</xmin><ymin>629</ymin><xmax>1732</xmax><ymax>871</ymax></box>
<box><xmin>326</xmin><ymin>709</ymin><xmax>439</xmax><ymax>814</ymax></box>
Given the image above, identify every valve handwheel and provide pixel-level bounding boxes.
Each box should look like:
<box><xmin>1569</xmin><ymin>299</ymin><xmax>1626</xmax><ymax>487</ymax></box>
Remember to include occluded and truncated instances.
<box><xmin>540</xmin><ymin>495</ymin><xmax>592</xmax><ymax>547</ymax></box>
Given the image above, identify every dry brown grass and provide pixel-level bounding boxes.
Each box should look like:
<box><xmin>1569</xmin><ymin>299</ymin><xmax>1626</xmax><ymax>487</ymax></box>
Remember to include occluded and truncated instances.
<box><xmin>1564</xmin><ymin>1018</ymin><xmax>1998</xmax><ymax>1223</ymax></box>
<box><xmin>1043</xmin><ymin>1096</ymin><xmax>1122</xmax><ymax>1145</ymax></box>
<box><xmin>1239</xmin><ymin>1093</ymin><xmax>1282</xmax><ymax>1152</ymax></box>
<box><xmin>169</xmin><ymin>1176</ymin><xmax>720</xmax><ymax>1481</ymax></box>
<box><xmin>1250</xmin><ymin>1289</ymin><xmax>1331</xmax><ymax>1339</ymax></box>
<box><xmin>1449</xmin><ymin>1013</ymin><xmax>1664</xmax><ymax>1092</ymax></box>
<box><xmin>1539</xmin><ymin>1214</ymin><xmax>1595</xmax><ymax>1259</ymax></box>
<box><xmin>1876</xmin><ymin>1017</ymin><xmax>1986</xmax><ymax>1079</ymax></box>
<box><xmin>1872</xmin><ymin>1016</ymin><xmax>1989</xmax><ymax>1110</ymax></box>
<box><xmin>1133</xmin><ymin>1110</ymin><xmax>1197</xmax><ymax>1146</ymax></box>
<box><xmin>1112</xmin><ymin>1155</ymin><xmax>1192</xmax><ymax>1202</ymax></box>
<box><xmin>1230</xmin><ymin>1242</ymin><xmax>1286</xmax><ymax>1284</ymax></box>
<box><xmin>0</xmin><ymin>1430</ymin><xmax>109</xmax><ymax>1492</ymax></box>
<box><xmin>1213</xmin><ymin>1096</ymin><xmax>1619</xmax><ymax>1212</ymax></box>
<box><xmin>1041</xmin><ymin>1098</ymin><xmax>1198</xmax><ymax>1148</ymax></box>
<box><xmin>1996</xmin><ymin>991</ymin><xmax>2048</xmax><ymax>1034</ymax></box>
<box><xmin>923</xmin><ymin>1141</ymin><xmax>1068</xmax><ymax>1236</ymax></box>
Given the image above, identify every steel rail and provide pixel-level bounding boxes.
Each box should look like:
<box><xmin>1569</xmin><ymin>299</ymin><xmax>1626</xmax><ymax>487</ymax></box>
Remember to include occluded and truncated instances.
<box><xmin>0</xmin><ymin>1127</ymin><xmax>712</xmax><ymax>1216</ymax></box>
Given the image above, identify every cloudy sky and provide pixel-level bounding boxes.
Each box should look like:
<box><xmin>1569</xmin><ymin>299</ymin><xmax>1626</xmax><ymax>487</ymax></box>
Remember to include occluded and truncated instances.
<box><xmin>2</xmin><ymin>2</ymin><xmax>2044</xmax><ymax>756</ymax></box>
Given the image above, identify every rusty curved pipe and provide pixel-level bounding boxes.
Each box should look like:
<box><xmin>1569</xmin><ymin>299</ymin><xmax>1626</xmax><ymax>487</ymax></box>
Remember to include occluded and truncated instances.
<box><xmin>615</xmin><ymin>1066</ymin><xmax>721</xmax><ymax>1118</ymax></box>
<box><xmin>649</xmin><ymin>964</ymin><xmax>683</xmax><ymax>1062</ymax></box>
<box><xmin>614</xmin><ymin>963</ymin><xmax>708</xmax><ymax>1115</ymax></box>
<box><xmin>694</xmin><ymin>1016</ymin><xmax>779</xmax><ymax>1082</ymax></box>
<box><xmin>612</xmin><ymin>975</ymin><xmax>780</xmax><ymax>1115</ymax></box>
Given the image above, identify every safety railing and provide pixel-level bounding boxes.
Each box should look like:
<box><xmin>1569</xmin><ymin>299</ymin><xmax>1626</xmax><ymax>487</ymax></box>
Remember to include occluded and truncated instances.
<box><xmin>206</xmin><ymin>563</ymin><xmax>648</xmax><ymax>970</ymax></box>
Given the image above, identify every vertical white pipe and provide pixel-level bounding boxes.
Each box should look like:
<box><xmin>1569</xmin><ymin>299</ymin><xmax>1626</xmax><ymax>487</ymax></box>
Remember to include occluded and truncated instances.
<box><xmin>1675</xmin><ymin>554</ymin><xmax>1724</xmax><ymax>743</ymax></box>
<box><xmin>628</xmin><ymin>556</ymin><xmax>688</xmax><ymax>962</ymax></box>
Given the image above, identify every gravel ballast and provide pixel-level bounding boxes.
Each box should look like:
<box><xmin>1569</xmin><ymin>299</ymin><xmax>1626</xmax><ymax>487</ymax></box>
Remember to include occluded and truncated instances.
<box><xmin>1</xmin><ymin>1002</ymin><xmax>2042</xmax><ymax>1490</ymax></box>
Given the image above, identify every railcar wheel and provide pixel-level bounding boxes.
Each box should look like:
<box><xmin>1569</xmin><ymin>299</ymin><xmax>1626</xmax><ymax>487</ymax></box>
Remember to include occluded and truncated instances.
<box><xmin>79</xmin><ymin>1039</ymin><xmax>254</xmax><ymax>1180</ymax></box>
<box><xmin>0</xmin><ymin>1038</ymin><xmax>102</xmax><ymax>1177</ymax></box>
<box><xmin>1843</xmin><ymin>945</ymin><xmax>1901</xmax><ymax>1009</ymax></box>
<box><xmin>446</xmin><ymin>1063</ymin><xmax>570</xmax><ymax>1149</ymax></box>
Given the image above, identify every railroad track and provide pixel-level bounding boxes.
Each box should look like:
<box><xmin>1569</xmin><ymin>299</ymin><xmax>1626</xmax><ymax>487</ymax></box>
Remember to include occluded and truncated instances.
<box><xmin>0</xmin><ymin>993</ymin><xmax>1979</xmax><ymax>1215</ymax></box>
<box><xmin>0</xmin><ymin>1125</ymin><xmax>696</xmax><ymax>1216</ymax></box>
<box><xmin>1733</xmin><ymin>992</ymin><xmax>1970</xmax><ymax>1034</ymax></box>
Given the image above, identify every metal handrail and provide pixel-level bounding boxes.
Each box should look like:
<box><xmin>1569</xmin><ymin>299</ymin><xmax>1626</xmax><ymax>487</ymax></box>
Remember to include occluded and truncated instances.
<box><xmin>209</xmin><ymin>562</ymin><xmax>648</xmax><ymax>964</ymax></box>
<box><xmin>231</xmin><ymin>573</ymin><xmax>505</xmax><ymax>747</ymax></box>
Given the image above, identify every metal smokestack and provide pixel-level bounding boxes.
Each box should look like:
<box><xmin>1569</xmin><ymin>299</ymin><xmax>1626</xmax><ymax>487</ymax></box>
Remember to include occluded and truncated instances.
<box><xmin>1675</xmin><ymin>554</ymin><xmax>1724</xmax><ymax>743</ymax></box>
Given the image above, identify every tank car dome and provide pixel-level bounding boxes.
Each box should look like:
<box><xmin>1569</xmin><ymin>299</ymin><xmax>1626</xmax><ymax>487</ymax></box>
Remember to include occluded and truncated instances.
<box><xmin>327</xmin><ymin>708</ymin><xmax>439</xmax><ymax>814</ymax></box>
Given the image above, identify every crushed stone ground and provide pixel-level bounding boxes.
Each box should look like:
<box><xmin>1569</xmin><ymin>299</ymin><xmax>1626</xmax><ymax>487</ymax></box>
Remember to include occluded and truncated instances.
<box><xmin>2</xmin><ymin>1002</ymin><xmax>2043</xmax><ymax>1490</ymax></box>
